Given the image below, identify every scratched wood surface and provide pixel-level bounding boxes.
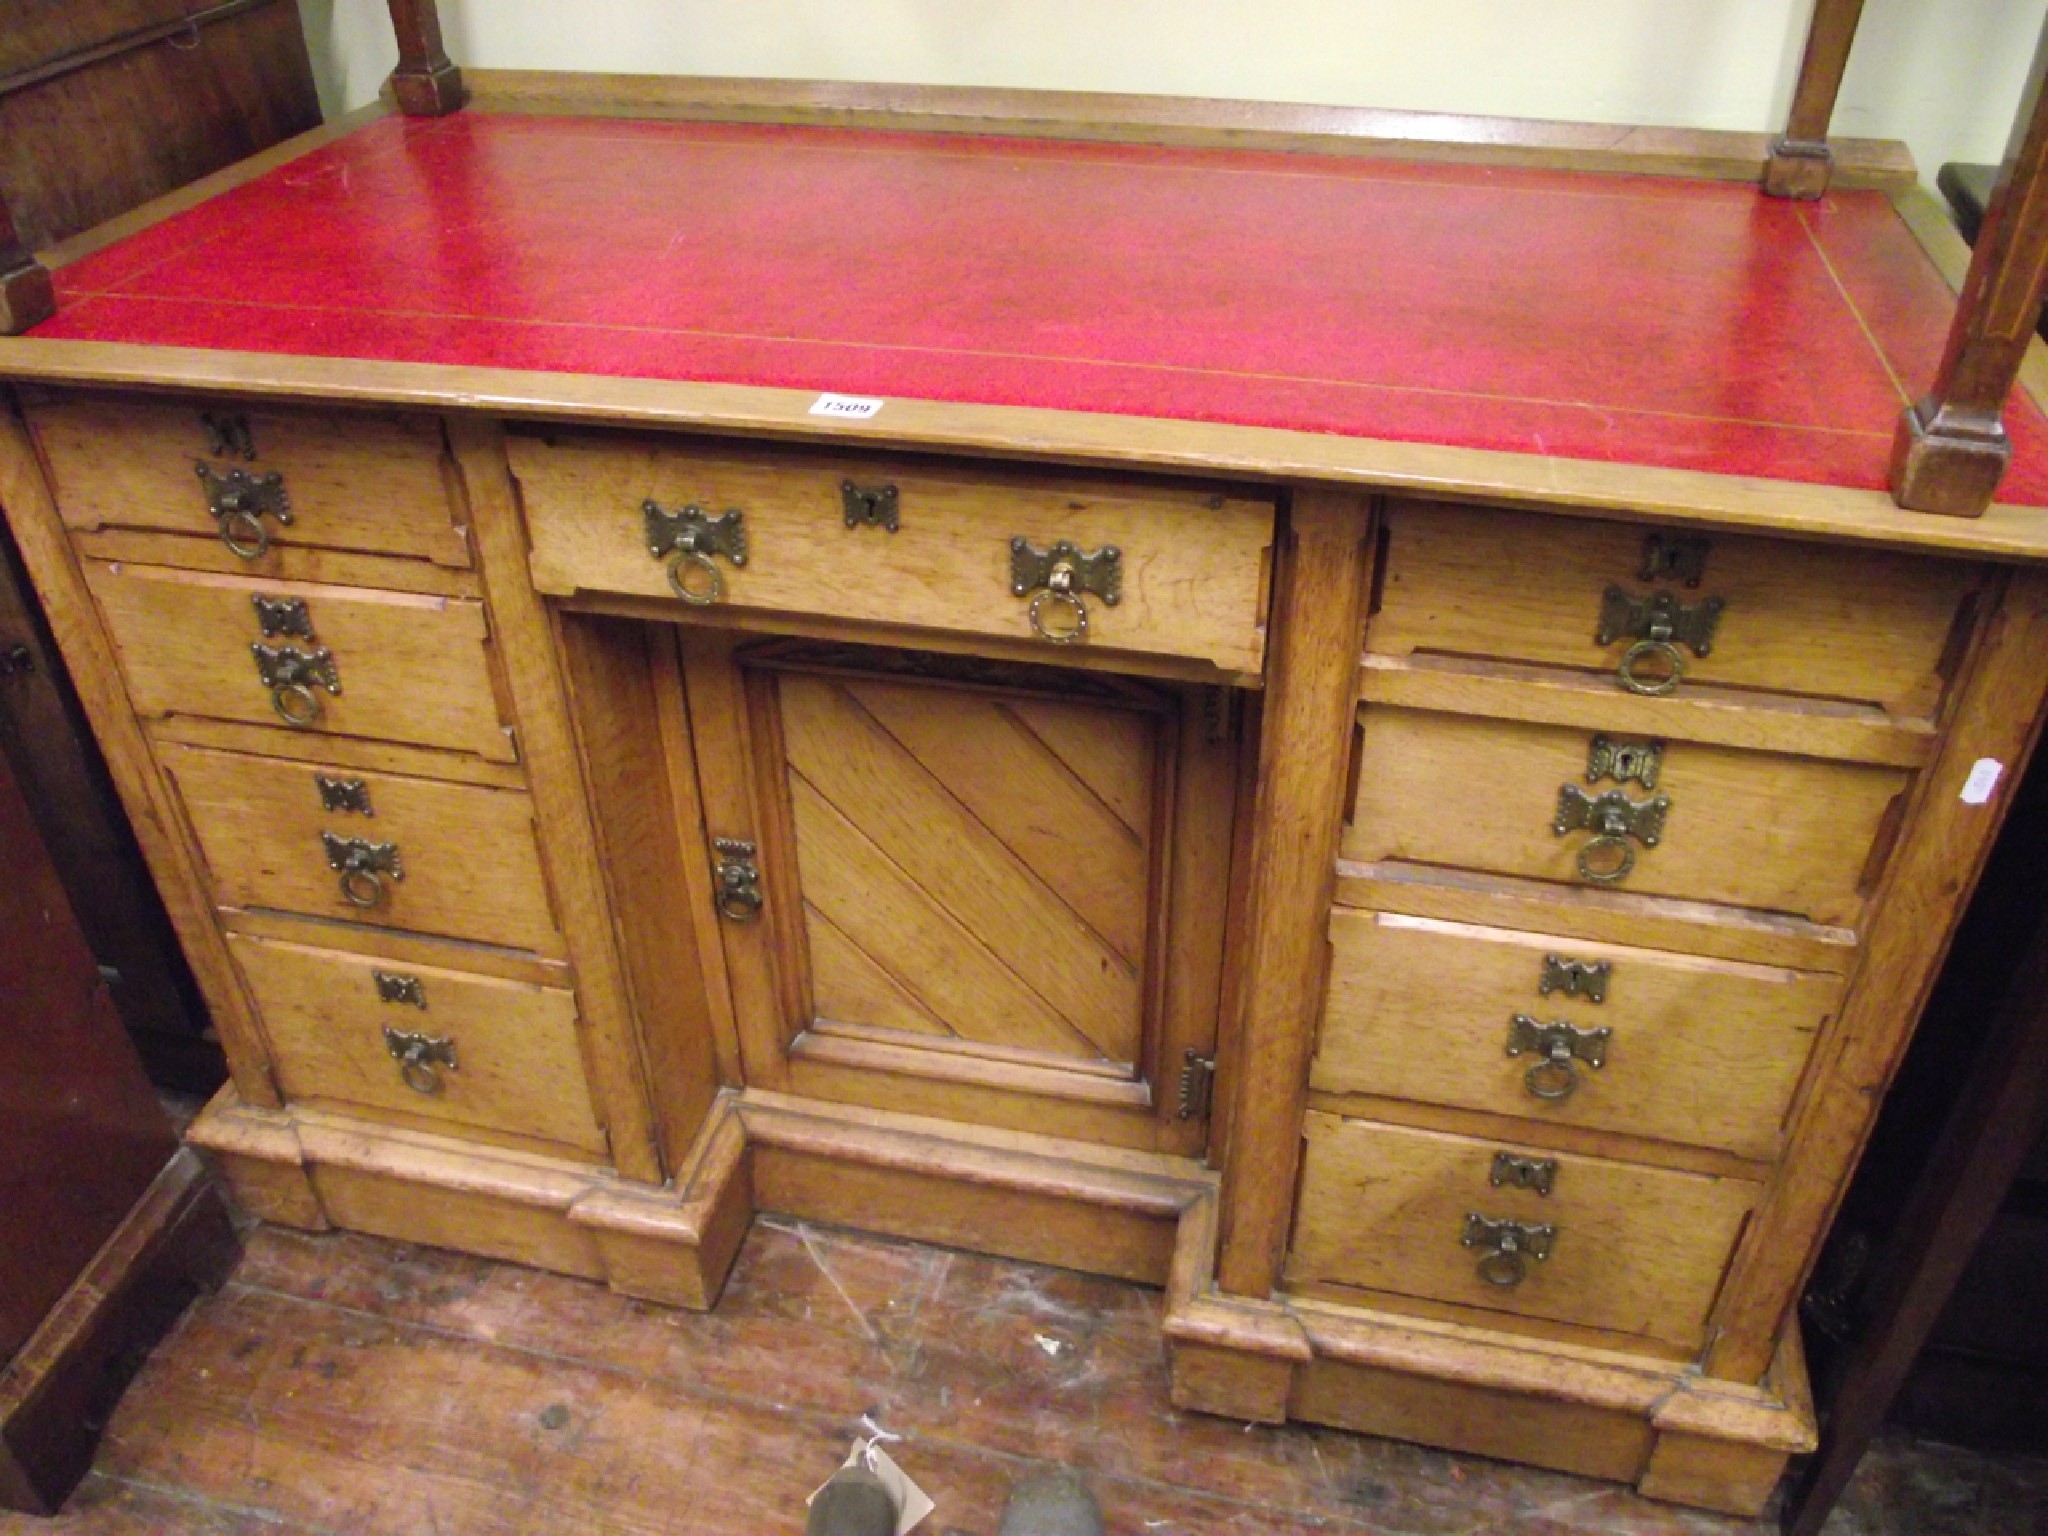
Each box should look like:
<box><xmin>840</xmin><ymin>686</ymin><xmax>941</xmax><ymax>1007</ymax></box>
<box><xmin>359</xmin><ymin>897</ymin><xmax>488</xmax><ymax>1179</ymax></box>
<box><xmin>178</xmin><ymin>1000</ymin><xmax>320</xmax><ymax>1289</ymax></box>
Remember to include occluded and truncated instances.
<box><xmin>7</xmin><ymin>1220</ymin><xmax>2042</xmax><ymax>1535</ymax></box>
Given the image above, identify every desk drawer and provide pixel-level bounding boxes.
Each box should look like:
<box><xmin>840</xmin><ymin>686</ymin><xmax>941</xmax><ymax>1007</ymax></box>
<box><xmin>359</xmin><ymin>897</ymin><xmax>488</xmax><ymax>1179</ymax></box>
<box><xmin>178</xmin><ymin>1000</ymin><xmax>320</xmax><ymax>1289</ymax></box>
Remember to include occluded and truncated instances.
<box><xmin>1343</xmin><ymin>706</ymin><xmax>1907</xmax><ymax>927</ymax></box>
<box><xmin>509</xmin><ymin>433</ymin><xmax>1275</xmax><ymax>673</ymax></box>
<box><xmin>160</xmin><ymin>741</ymin><xmax>562</xmax><ymax>956</ymax></box>
<box><xmin>28</xmin><ymin>394</ymin><xmax>469</xmax><ymax>567</ymax></box>
<box><xmin>227</xmin><ymin>931</ymin><xmax>605</xmax><ymax>1158</ymax></box>
<box><xmin>1371</xmin><ymin>501</ymin><xmax>1982</xmax><ymax>717</ymax></box>
<box><xmin>1314</xmin><ymin>910</ymin><xmax>1837</xmax><ymax>1160</ymax></box>
<box><xmin>85</xmin><ymin>562</ymin><xmax>514</xmax><ymax>762</ymax></box>
<box><xmin>1288</xmin><ymin>1113</ymin><xmax>1760</xmax><ymax>1348</ymax></box>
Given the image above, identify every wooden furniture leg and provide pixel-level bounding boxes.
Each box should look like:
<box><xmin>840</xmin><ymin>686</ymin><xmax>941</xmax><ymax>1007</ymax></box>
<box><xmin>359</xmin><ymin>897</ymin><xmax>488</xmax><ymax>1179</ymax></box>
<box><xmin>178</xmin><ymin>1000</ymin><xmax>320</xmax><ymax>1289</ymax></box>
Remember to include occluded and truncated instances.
<box><xmin>385</xmin><ymin>0</ymin><xmax>464</xmax><ymax>117</ymax></box>
<box><xmin>1889</xmin><ymin>16</ymin><xmax>2048</xmax><ymax>517</ymax></box>
<box><xmin>1762</xmin><ymin>0</ymin><xmax>1868</xmax><ymax>199</ymax></box>
<box><xmin>1780</xmin><ymin>846</ymin><xmax>2048</xmax><ymax>1534</ymax></box>
<box><xmin>0</xmin><ymin>193</ymin><xmax>53</xmax><ymax>336</ymax></box>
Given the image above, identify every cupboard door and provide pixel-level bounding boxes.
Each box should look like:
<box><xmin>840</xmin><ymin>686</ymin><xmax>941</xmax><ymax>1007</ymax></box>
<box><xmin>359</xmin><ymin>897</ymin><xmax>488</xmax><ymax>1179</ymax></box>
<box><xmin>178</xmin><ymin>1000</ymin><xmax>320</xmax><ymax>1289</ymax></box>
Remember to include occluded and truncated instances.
<box><xmin>679</xmin><ymin>636</ymin><xmax>1238</xmax><ymax>1155</ymax></box>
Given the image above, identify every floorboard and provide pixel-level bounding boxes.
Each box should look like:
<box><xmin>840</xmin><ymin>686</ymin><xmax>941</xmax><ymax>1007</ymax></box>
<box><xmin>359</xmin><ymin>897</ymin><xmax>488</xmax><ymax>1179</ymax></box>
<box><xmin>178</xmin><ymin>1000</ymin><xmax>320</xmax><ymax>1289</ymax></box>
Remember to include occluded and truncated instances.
<box><xmin>5</xmin><ymin>1215</ymin><xmax>2044</xmax><ymax>1534</ymax></box>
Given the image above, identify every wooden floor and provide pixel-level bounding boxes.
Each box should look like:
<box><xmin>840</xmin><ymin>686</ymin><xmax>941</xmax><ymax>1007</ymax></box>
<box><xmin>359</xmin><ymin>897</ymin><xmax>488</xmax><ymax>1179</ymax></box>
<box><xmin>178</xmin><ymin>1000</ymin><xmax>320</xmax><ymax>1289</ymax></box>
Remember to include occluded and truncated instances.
<box><xmin>6</xmin><ymin>1213</ymin><xmax>2046</xmax><ymax>1535</ymax></box>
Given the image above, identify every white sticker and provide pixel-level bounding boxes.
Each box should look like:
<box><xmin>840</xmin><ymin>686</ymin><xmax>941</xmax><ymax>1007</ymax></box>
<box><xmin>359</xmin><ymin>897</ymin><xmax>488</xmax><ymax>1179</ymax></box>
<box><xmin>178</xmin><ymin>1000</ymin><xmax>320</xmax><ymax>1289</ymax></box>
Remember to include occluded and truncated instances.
<box><xmin>809</xmin><ymin>393</ymin><xmax>884</xmax><ymax>420</ymax></box>
<box><xmin>807</xmin><ymin>1438</ymin><xmax>934</xmax><ymax>1535</ymax></box>
<box><xmin>1960</xmin><ymin>758</ymin><xmax>2004</xmax><ymax>805</ymax></box>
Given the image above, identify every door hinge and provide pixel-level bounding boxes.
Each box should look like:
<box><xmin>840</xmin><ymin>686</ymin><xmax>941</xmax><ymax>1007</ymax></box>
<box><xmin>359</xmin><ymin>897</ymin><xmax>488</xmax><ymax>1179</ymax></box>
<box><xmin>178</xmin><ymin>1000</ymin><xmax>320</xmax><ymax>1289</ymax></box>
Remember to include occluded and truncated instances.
<box><xmin>1177</xmin><ymin>1049</ymin><xmax>1217</xmax><ymax>1121</ymax></box>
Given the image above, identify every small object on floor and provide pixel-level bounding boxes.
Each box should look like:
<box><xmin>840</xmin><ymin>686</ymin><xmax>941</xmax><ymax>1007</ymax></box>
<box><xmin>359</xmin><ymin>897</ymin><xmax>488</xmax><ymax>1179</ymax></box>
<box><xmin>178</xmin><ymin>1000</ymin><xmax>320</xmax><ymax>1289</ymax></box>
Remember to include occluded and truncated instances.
<box><xmin>997</xmin><ymin>1469</ymin><xmax>1104</xmax><ymax>1536</ymax></box>
<box><xmin>805</xmin><ymin>1465</ymin><xmax>898</xmax><ymax>1536</ymax></box>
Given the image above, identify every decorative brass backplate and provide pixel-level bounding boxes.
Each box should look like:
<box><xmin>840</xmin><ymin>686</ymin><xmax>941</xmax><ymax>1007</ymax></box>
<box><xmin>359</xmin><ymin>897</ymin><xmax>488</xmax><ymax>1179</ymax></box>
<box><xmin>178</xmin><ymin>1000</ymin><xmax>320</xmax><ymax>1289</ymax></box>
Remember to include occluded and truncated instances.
<box><xmin>1639</xmin><ymin>532</ymin><xmax>1710</xmax><ymax>588</ymax></box>
<box><xmin>251</xmin><ymin>594</ymin><xmax>315</xmax><ymax>641</ymax></box>
<box><xmin>1553</xmin><ymin>783</ymin><xmax>1671</xmax><ymax>883</ymax></box>
<box><xmin>1539</xmin><ymin>953</ymin><xmax>1610</xmax><ymax>1004</ymax></box>
<box><xmin>1461</xmin><ymin>1213</ymin><xmax>1557</xmax><ymax>1287</ymax></box>
<box><xmin>251</xmin><ymin>643</ymin><xmax>340</xmax><ymax>726</ymax></box>
<box><xmin>1585</xmin><ymin>734</ymin><xmax>1662</xmax><ymax>789</ymax></box>
<box><xmin>1506</xmin><ymin>1013</ymin><xmax>1612</xmax><ymax>1100</ymax></box>
<box><xmin>373</xmin><ymin>970</ymin><xmax>426</xmax><ymax>1008</ymax></box>
<box><xmin>383</xmin><ymin>1024</ymin><xmax>457</xmax><ymax>1094</ymax></box>
<box><xmin>1489</xmin><ymin>1151</ymin><xmax>1559</xmax><ymax>1197</ymax></box>
<box><xmin>315</xmin><ymin>775</ymin><xmax>373</xmax><ymax>816</ymax></box>
<box><xmin>712</xmin><ymin>837</ymin><xmax>763</xmax><ymax>922</ymax></box>
<box><xmin>200</xmin><ymin>411</ymin><xmax>257</xmax><ymax>461</ymax></box>
<box><xmin>1009</xmin><ymin>538</ymin><xmax>1121</xmax><ymax>644</ymax></box>
<box><xmin>644</xmin><ymin>498</ymin><xmax>747</xmax><ymax>606</ymax></box>
<box><xmin>840</xmin><ymin>480</ymin><xmax>900</xmax><ymax>531</ymax></box>
<box><xmin>1177</xmin><ymin>1050</ymin><xmax>1217</xmax><ymax>1121</ymax></box>
<box><xmin>322</xmin><ymin>831</ymin><xmax>404</xmax><ymax>908</ymax></box>
<box><xmin>196</xmin><ymin>463</ymin><xmax>292</xmax><ymax>558</ymax></box>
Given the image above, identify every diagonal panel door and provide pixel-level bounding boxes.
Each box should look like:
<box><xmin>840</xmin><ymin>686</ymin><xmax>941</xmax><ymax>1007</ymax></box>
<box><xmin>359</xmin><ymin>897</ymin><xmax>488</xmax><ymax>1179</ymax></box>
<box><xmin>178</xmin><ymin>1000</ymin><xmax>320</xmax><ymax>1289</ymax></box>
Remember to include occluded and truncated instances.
<box><xmin>782</xmin><ymin>673</ymin><xmax>1152</xmax><ymax>1066</ymax></box>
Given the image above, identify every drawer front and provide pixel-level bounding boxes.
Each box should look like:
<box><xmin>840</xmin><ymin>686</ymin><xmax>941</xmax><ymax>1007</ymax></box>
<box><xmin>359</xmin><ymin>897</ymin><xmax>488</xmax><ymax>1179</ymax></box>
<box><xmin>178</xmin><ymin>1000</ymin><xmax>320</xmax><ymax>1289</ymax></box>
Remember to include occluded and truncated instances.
<box><xmin>509</xmin><ymin>433</ymin><xmax>1276</xmax><ymax>673</ymax></box>
<box><xmin>1289</xmin><ymin>1113</ymin><xmax>1760</xmax><ymax>1347</ymax></box>
<box><xmin>86</xmin><ymin>562</ymin><xmax>514</xmax><ymax>762</ymax></box>
<box><xmin>160</xmin><ymin>742</ymin><xmax>562</xmax><ymax>956</ymax></box>
<box><xmin>1344</xmin><ymin>707</ymin><xmax>1907</xmax><ymax>926</ymax></box>
<box><xmin>1371</xmin><ymin>501</ymin><xmax>1982</xmax><ymax>716</ymax></box>
<box><xmin>1314</xmin><ymin>910</ymin><xmax>1837</xmax><ymax>1160</ymax></box>
<box><xmin>28</xmin><ymin>395</ymin><xmax>469</xmax><ymax>567</ymax></box>
<box><xmin>227</xmin><ymin>932</ymin><xmax>605</xmax><ymax>1157</ymax></box>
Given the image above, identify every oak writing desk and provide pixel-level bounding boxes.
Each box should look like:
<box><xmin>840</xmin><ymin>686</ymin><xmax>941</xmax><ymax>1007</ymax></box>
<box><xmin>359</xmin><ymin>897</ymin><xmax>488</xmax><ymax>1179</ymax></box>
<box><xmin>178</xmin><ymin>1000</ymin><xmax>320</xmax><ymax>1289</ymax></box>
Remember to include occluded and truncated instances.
<box><xmin>7</xmin><ymin>14</ymin><xmax>2048</xmax><ymax>1515</ymax></box>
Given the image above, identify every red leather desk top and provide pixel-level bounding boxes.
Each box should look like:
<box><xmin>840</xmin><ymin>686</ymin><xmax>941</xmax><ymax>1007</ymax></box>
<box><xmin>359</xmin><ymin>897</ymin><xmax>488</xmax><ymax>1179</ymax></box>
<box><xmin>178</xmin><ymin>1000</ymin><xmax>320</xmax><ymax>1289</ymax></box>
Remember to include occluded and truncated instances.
<box><xmin>30</xmin><ymin>111</ymin><xmax>2048</xmax><ymax>507</ymax></box>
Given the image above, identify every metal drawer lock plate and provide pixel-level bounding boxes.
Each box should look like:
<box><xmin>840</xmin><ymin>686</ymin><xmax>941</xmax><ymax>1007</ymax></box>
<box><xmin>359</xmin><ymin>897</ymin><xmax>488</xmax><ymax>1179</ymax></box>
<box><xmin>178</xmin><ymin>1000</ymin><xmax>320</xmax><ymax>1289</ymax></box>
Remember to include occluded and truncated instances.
<box><xmin>1461</xmin><ymin>1213</ymin><xmax>1557</xmax><ymax>1288</ymax></box>
<box><xmin>383</xmin><ymin>1025</ymin><xmax>457</xmax><ymax>1095</ymax></box>
<box><xmin>197</xmin><ymin>463</ymin><xmax>292</xmax><ymax>559</ymax></box>
<box><xmin>252</xmin><ymin>595</ymin><xmax>315</xmax><ymax>642</ymax></box>
<box><xmin>315</xmin><ymin>775</ymin><xmax>373</xmax><ymax>816</ymax></box>
<box><xmin>373</xmin><ymin>971</ymin><xmax>426</xmax><ymax>1008</ymax></box>
<box><xmin>1489</xmin><ymin>1152</ymin><xmax>1559</xmax><ymax>1197</ymax></box>
<box><xmin>713</xmin><ymin>837</ymin><xmax>763</xmax><ymax>923</ymax></box>
<box><xmin>1010</xmin><ymin>538</ymin><xmax>1120</xmax><ymax>645</ymax></box>
<box><xmin>840</xmin><ymin>480</ymin><xmax>900</xmax><ymax>532</ymax></box>
<box><xmin>1585</xmin><ymin>734</ymin><xmax>1662</xmax><ymax>790</ymax></box>
<box><xmin>322</xmin><ymin>831</ymin><xmax>404</xmax><ymax>909</ymax></box>
<box><xmin>1506</xmin><ymin>1014</ymin><xmax>1611</xmax><ymax>1101</ymax></box>
<box><xmin>1638</xmin><ymin>532</ymin><xmax>1711</xmax><ymax>588</ymax></box>
<box><xmin>1553</xmin><ymin>784</ymin><xmax>1670</xmax><ymax>884</ymax></box>
<box><xmin>251</xmin><ymin>643</ymin><xmax>341</xmax><ymax>727</ymax></box>
<box><xmin>1539</xmin><ymin>954</ymin><xmax>1610</xmax><ymax>1004</ymax></box>
<box><xmin>1595</xmin><ymin>587</ymin><xmax>1724</xmax><ymax>696</ymax></box>
<box><xmin>645</xmin><ymin>499</ymin><xmax>747</xmax><ymax>606</ymax></box>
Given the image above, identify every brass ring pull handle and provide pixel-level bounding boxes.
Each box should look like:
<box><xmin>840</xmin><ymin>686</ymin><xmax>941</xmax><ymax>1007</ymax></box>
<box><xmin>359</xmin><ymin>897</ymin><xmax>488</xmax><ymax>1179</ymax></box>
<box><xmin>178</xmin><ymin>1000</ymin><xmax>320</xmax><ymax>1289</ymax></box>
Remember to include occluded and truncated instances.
<box><xmin>383</xmin><ymin>1024</ymin><xmax>456</xmax><ymax>1096</ymax></box>
<box><xmin>713</xmin><ymin>837</ymin><xmax>763</xmax><ymax>923</ymax></box>
<box><xmin>271</xmin><ymin>681</ymin><xmax>323</xmax><ymax>727</ymax></box>
<box><xmin>1506</xmin><ymin>1015</ymin><xmax>1610</xmax><ymax>1102</ymax></box>
<box><xmin>1575</xmin><ymin>832</ymin><xmax>1637</xmax><ymax>884</ymax></box>
<box><xmin>645</xmin><ymin>499</ymin><xmax>746</xmax><ymax>608</ymax></box>
<box><xmin>665</xmin><ymin>548</ymin><xmax>724</xmax><ymax>606</ymax></box>
<box><xmin>1010</xmin><ymin>537</ymin><xmax>1121</xmax><ymax>646</ymax></box>
<box><xmin>1028</xmin><ymin>564</ymin><xmax>1090</xmax><ymax>644</ymax></box>
<box><xmin>1461</xmin><ymin>1213</ymin><xmax>1555</xmax><ymax>1289</ymax></box>
<box><xmin>197</xmin><ymin>464</ymin><xmax>291</xmax><ymax>561</ymax></box>
<box><xmin>1616</xmin><ymin>638</ymin><xmax>1684</xmax><ymax>697</ymax></box>
<box><xmin>1595</xmin><ymin>586</ymin><xmax>1723</xmax><ymax>698</ymax></box>
<box><xmin>323</xmin><ymin>832</ymin><xmax>403</xmax><ymax>911</ymax></box>
<box><xmin>251</xmin><ymin>643</ymin><xmax>341</xmax><ymax>730</ymax></box>
<box><xmin>340</xmin><ymin>867</ymin><xmax>386</xmax><ymax>908</ymax></box>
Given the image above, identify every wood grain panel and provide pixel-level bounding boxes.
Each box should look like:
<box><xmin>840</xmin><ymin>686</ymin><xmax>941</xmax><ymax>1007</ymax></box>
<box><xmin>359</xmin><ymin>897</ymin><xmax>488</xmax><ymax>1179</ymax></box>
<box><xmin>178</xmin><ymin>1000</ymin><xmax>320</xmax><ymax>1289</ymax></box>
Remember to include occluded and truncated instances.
<box><xmin>781</xmin><ymin>672</ymin><xmax>1145</xmax><ymax>1061</ymax></box>
<box><xmin>1314</xmin><ymin>911</ymin><xmax>1838</xmax><ymax>1160</ymax></box>
<box><xmin>1288</xmin><ymin>1112</ymin><xmax>1761</xmax><ymax>1348</ymax></box>
<box><xmin>27</xmin><ymin>393</ymin><xmax>470</xmax><ymax>567</ymax></box>
<box><xmin>83</xmin><ymin>561</ymin><xmax>515</xmax><ymax>761</ymax></box>
<box><xmin>1371</xmin><ymin>500</ymin><xmax>1985</xmax><ymax>717</ymax></box>
<box><xmin>227</xmin><ymin>930</ymin><xmax>605</xmax><ymax>1158</ymax></box>
<box><xmin>1345</xmin><ymin>707</ymin><xmax>1907</xmax><ymax>927</ymax></box>
<box><xmin>511</xmin><ymin>431</ymin><xmax>1275</xmax><ymax>673</ymax></box>
<box><xmin>158</xmin><ymin>740</ymin><xmax>562</xmax><ymax>956</ymax></box>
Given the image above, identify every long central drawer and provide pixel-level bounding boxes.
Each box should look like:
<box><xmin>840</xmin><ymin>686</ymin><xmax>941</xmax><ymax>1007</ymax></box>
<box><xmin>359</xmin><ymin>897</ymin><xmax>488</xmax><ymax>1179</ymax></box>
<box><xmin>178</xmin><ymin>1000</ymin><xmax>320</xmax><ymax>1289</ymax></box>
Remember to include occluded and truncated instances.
<box><xmin>509</xmin><ymin>431</ymin><xmax>1276</xmax><ymax>673</ymax></box>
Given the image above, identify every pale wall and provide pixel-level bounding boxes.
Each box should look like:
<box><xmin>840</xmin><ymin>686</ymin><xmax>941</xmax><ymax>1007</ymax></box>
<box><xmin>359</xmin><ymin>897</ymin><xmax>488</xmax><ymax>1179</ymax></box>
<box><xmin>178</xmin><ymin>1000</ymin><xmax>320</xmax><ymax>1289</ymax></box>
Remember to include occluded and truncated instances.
<box><xmin>294</xmin><ymin>0</ymin><xmax>2043</xmax><ymax>186</ymax></box>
